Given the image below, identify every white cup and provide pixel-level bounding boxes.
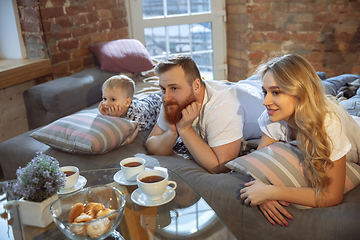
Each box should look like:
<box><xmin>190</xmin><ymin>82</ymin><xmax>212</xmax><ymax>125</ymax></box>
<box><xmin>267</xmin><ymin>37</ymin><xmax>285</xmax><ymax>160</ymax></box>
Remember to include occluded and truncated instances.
<box><xmin>120</xmin><ymin>157</ymin><xmax>146</xmax><ymax>182</ymax></box>
<box><xmin>137</xmin><ymin>169</ymin><xmax>177</xmax><ymax>201</ymax></box>
<box><xmin>60</xmin><ymin>166</ymin><xmax>79</xmax><ymax>189</ymax></box>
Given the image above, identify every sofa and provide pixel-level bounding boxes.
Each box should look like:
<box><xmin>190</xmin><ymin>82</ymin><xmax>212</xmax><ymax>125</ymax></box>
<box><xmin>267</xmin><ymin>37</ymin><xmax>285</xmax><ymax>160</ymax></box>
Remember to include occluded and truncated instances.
<box><xmin>0</xmin><ymin>66</ymin><xmax>359</xmax><ymax>240</ymax></box>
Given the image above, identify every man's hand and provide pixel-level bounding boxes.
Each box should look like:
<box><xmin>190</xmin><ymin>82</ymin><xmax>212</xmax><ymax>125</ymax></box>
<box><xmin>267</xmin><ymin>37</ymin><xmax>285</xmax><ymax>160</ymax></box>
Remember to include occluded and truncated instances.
<box><xmin>176</xmin><ymin>102</ymin><xmax>201</xmax><ymax>132</ymax></box>
<box><xmin>168</xmin><ymin>123</ymin><xmax>177</xmax><ymax>134</ymax></box>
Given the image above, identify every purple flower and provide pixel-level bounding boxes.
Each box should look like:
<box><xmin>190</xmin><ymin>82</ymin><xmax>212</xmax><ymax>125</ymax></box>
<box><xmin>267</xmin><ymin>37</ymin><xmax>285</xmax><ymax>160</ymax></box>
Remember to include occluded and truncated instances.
<box><xmin>14</xmin><ymin>152</ymin><xmax>66</xmax><ymax>202</ymax></box>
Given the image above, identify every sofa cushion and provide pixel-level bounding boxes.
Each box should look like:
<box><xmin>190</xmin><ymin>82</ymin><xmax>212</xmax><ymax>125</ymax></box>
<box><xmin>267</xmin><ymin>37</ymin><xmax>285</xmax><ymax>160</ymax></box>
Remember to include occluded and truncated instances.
<box><xmin>321</xmin><ymin>74</ymin><xmax>359</xmax><ymax>96</ymax></box>
<box><xmin>225</xmin><ymin>142</ymin><xmax>360</xmax><ymax>194</ymax></box>
<box><xmin>30</xmin><ymin>113</ymin><xmax>139</xmax><ymax>154</ymax></box>
<box><xmin>89</xmin><ymin>39</ymin><xmax>155</xmax><ymax>73</ymax></box>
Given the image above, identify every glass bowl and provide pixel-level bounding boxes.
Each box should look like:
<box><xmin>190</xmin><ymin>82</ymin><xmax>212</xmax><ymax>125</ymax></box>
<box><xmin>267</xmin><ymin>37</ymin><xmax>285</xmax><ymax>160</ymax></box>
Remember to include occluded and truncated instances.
<box><xmin>50</xmin><ymin>185</ymin><xmax>126</xmax><ymax>240</ymax></box>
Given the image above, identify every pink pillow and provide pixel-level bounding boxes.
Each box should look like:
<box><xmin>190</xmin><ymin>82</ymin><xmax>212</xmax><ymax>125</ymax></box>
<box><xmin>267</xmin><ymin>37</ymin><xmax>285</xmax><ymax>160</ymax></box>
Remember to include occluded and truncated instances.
<box><xmin>89</xmin><ymin>39</ymin><xmax>155</xmax><ymax>73</ymax></box>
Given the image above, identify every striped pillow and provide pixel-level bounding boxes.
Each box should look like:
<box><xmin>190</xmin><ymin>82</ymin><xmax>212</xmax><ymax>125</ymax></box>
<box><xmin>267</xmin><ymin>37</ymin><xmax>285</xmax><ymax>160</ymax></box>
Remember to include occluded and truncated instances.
<box><xmin>30</xmin><ymin>113</ymin><xmax>139</xmax><ymax>154</ymax></box>
<box><xmin>225</xmin><ymin>142</ymin><xmax>360</xmax><ymax>194</ymax></box>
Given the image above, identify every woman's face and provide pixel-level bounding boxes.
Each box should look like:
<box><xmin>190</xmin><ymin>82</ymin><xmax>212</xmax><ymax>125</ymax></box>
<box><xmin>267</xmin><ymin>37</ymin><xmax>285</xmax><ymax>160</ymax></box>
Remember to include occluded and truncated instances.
<box><xmin>262</xmin><ymin>71</ymin><xmax>297</xmax><ymax>124</ymax></box>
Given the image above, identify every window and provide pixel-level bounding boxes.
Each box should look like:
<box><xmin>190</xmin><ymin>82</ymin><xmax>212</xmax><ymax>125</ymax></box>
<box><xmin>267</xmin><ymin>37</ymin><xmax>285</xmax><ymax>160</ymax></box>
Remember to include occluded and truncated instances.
<box><xmin>127</xmin><ymin>0</ymin><xmax>227</xmax><ymax>80</ymax></box>
<box><xmin>0</xmin><ymin>0</ymin><xmax>26</xmax><ymax>59</ymax></box>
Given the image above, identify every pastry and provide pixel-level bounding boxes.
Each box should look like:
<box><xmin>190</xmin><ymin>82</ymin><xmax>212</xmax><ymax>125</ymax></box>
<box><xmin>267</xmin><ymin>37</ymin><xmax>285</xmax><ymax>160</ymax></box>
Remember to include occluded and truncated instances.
<box><xmin>96</xmin><ymin>208</ymin><xmax>115</xmax><ymax>219</ymax></box>
<box><xmin>85</xmin><ymin>202</ymin><xmax>105</xmax><ymax>218</ymax></box>
<box><xmin>68</xmin><ymin>201</ymin><xmax>114</xmax><ymax>238</ymax></box>
<box><xmin>86</xmin><ymin>218</ymin><xmax>111</xmax><ymax>238</ymax></box>
<box><xmin>68</xmin><ymin>203</ymin><xmax>85</xmax><ymax>223</ymax></box>
<box><xmin>74</xmin><ymin>213</ymin><xmax>93</xmax><ymax>223</ymax></box>
<box><xmin>69</xmin><ymin>223</ymin><xmax>87</xmax><ymax>236</ymax></box>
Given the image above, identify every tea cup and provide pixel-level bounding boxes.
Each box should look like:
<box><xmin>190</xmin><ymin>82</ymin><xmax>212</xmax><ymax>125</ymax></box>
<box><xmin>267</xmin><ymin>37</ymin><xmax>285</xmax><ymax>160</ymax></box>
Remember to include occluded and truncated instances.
<box><xmin>60</xmin><ymin>166</ymin><xmax>79</xmax><ymax>189</ymax></box>
<box><xmin>137</xmin><ymin>169</ymin><xmax>177</xmax><ymax>201</ymax></box>
<box><xmin>120</xmin><ymin>157</ymin><xmax>146</xmax><ymax>181</ymax></box>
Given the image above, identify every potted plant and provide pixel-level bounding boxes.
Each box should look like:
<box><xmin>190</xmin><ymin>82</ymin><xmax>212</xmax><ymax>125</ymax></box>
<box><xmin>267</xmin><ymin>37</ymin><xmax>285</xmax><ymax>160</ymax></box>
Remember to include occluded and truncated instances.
<box><xmin>13</xmin><ymin>152</ymin><xmax>66</xmax><ymax>228</ymax></box>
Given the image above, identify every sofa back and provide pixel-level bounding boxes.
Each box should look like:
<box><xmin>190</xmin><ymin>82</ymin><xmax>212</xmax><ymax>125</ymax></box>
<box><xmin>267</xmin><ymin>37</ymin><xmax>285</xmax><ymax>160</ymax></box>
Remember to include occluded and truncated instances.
<box><xmin>24</xmin><ymin>66</ymin><xmax>115</xmax><ymax>130</ymax></box>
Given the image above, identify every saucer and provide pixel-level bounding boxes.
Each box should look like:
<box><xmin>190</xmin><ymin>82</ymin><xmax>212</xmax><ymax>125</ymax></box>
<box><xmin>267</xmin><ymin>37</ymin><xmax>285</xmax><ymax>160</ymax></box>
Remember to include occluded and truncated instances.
<box><xmin>113</xmin><ymin>168</ymin><xmax>151</xmax><ymax>186</ymax></box>
<box><xmin>58</xmin><ymin>175</ymin><xmax>87</xmax><ymax>195</ymax></box>
<box><xmin>131</xmin><ymin>188</ymin><xmax>176</xmax><ymax>207</ymax></box>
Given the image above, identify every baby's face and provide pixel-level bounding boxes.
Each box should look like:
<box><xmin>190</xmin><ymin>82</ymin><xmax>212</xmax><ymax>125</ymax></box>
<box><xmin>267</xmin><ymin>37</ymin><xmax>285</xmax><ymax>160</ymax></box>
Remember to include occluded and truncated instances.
<box><xmin>101</xmin><ymin>87</ymin><xmax>129</xmax><ymax>115</ymax></box>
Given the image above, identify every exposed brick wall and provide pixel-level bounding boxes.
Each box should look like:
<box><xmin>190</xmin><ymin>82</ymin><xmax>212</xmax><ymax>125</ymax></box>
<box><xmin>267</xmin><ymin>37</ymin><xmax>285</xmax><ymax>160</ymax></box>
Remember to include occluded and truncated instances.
<box><xmin>17</xmin><ymin>0</ymin><xmax>129</xmax><ymax>79</ymax></box>
<box><xmin>0</xmin><ymin>0</ymin><xmax>129</xmax><ymax>144</ymax></box>
<box><xmin>226</xmin><ymin>0</ymin><xmax>360</xmax><ymax>81</ymax></box>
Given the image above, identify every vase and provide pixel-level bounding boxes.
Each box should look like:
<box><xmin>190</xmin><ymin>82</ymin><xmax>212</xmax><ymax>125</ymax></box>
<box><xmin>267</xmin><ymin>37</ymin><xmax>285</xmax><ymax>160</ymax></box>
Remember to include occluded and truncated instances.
<box><xmin>18</xmin><ymin>193</ymin><xmax>58</xmax><ymax>228</ymax></box>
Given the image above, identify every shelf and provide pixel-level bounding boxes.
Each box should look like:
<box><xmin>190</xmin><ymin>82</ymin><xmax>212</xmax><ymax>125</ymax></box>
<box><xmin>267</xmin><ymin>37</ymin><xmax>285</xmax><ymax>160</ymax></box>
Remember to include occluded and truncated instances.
<box><xmin>0</xmin><ymin>58</ymin><xmax>52</xmax><ymax>89</ymax></box>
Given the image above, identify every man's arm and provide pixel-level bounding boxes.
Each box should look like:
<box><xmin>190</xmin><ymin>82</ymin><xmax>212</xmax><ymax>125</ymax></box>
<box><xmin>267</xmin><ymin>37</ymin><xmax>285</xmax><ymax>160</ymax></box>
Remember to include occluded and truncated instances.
<box><xmin>179</xmin><ymin>125</ymin><xmax>241</xmax><ymax>173</ymax></box>
<box><xmin>177</xmin><ymin>102</ymin><xmax>241</xmax><ymax>173</ymax></box>
<box><xmin>146</xmin><ymin>123</ymin><xmax>178</xmax><ymax>156</ymax></box>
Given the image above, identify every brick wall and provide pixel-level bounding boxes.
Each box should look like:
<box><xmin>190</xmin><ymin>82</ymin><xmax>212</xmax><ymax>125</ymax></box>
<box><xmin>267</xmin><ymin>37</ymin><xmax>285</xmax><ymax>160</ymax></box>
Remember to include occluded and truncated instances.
<box><xmin>17</xmin><ymin>0</ymin><xmax>129</xmax><ymax>79</ymax></box>
<box><xmin>226</xmin><ymin>0</ymin><xmax>360</xmax><ymax>81</ymax></box>
<box><xmin>2</xmin><ymin>0</ymin><xmax>358</xmax><ymax>144</ymax></box>
<box><xmin>0</xmin><ymin>0</ymin><xmax>129</xmax><ymax>144</ymax></box>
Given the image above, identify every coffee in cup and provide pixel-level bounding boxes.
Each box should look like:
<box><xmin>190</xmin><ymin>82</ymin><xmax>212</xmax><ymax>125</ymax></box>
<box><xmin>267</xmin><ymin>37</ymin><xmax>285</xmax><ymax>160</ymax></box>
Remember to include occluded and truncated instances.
<box><xmin>60</xmin><ymin>166</ymin><xmax>79</xmax><ymax>189</ymax></box>
<box><xmin>137</xmin><ymin>169</ymin><xmax>177</xmax><ymax>201</ymax></box>
<box><xmin>120</xmin><ymin>157</ymin><xmax>146</xmax><ymax>181</ymax></box>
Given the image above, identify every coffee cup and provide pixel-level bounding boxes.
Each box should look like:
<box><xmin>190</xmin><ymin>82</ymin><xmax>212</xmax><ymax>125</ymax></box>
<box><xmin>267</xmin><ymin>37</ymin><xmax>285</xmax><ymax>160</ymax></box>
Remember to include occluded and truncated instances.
<box><xmin>60</xmin><ymin>166</ymin><xmax>79</xmax><ymax>189</ymax></box>
<box><xmin>120</xmin><ymin>157</ymin><xmax>146</xmax><ymax>182</ymax></box>
<box><xmin>137</xmin><ymin>169</ymin><xmax>177</xmax><ymax>201</ymax></box>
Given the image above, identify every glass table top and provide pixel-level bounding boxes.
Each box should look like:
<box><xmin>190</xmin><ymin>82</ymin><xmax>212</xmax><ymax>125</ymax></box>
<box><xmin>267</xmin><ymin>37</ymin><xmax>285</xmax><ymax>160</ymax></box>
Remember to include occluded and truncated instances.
<box><xmin>0</xmin><ymin>167</ymin><xmax>236</xmax><ymax>240</ymax></box>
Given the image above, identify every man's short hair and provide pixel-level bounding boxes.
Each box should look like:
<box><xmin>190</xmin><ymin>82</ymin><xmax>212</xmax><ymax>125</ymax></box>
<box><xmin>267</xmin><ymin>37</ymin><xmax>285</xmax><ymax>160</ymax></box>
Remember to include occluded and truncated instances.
<box><xmin>102</xmin><ymin>75</ymin><xmax>135</xmax><ymax>99</ymax></box>
<box><xmin>155</xmin><ymin>54</ymin><xmax>203</xmax><ymax>86</ymax></box>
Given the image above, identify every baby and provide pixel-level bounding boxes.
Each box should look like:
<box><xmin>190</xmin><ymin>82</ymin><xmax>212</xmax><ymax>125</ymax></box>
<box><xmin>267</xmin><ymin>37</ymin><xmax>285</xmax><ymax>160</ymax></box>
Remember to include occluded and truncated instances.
<box><xmin>98</xmin><ymin>75</ymin><xmax>162</xmax><ymax>131</ymax></box>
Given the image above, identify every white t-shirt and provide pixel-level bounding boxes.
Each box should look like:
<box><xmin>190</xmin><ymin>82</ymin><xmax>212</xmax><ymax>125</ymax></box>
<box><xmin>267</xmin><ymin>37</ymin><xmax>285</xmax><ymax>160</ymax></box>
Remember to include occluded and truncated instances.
<box><xmin>157</xmin><ymin>80</ymin><xmax>265</xmax><ymax>147</ymax></box>
<box><xmin>258</xmin><ymin>103</ymin><xmax>360</xmax><ymax>162</ymax></box>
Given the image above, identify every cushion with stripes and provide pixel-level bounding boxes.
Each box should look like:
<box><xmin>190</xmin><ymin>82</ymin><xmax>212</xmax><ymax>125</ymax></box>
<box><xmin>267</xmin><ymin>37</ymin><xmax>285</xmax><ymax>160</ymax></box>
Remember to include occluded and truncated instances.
<box><xmin>226</xmin><ymin>142</ymin><xmax>360</xmax><ymax>194</ymax></box>
<box><xmin>30</xmin><ymin>113</ymin><xmax>139</xmax><ymax>154</ymax></box>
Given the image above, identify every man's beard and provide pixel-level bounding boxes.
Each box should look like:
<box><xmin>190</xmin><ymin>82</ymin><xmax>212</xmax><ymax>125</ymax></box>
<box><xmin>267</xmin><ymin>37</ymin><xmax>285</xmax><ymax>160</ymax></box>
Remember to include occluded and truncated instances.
<box><xmin>163</xmin><ymin>91</ymin><xmax>196</xmax><ymax>125</ymax></box>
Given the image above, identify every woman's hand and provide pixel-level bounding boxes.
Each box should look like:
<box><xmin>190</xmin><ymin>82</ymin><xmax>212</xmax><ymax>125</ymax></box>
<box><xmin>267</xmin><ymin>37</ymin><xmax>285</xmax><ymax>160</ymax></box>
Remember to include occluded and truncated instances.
<box><xmin>240</xmin><ymin>180</ymin><xmax>273</xmax><ymax>205</ymax></box>
<box><xmin>259</xmin><ymin>200</ymin><xmax>293</xmax><ymax>226</ymax></box>
<box><xmin>241</xmin><ymin>180</ymin><xmax>293</xmax><ymax>226</ymax></box>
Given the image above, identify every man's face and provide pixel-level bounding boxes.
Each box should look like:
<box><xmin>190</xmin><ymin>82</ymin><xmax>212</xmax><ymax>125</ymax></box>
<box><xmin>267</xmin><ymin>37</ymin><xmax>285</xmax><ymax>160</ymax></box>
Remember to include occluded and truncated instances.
<box><xmin>159</xmin><ymin>66</ymin><xmax>197</xmax><ymax>125</ymax></box>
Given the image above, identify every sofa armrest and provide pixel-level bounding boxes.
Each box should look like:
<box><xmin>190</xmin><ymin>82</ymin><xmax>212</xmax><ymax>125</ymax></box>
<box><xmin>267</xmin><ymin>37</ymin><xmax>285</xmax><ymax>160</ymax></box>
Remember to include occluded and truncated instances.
<box><xmin>24</xmin><ymin>66</ymin><xmax>115</xmax><ymax>130</ymax></box>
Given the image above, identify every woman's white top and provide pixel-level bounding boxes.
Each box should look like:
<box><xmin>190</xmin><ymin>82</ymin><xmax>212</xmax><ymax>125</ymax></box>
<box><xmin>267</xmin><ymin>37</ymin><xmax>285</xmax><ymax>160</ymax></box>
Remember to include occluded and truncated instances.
<box><xmin>258</xmin><ymin>103</ymin><xmax>360</xmax><ymax>163</ymax></box>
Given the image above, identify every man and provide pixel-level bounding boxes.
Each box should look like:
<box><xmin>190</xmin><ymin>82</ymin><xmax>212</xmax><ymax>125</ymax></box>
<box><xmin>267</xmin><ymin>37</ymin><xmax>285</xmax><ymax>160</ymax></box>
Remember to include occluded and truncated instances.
<box><xmin>146</xmin><ymin>55</ymin><xmax>264</xmax><ymax>173</ymax></box>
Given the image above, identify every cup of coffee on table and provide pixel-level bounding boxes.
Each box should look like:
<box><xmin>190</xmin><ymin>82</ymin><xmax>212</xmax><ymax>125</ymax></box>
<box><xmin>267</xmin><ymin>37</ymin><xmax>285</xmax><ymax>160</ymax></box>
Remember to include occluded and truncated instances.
<box><xmin>60</xmin><ymin>166</ymin><xmax>79</xmax><ymax>189</ymax></box>
<box><xmin>120</xmin><ymin>157</ymin><xmax>146</xmax><ymax>182</ymax></box>
<box><xmin>137</xmin><ymin>169</ymin><xmax>177</xmax><ymax>201</ymax></box>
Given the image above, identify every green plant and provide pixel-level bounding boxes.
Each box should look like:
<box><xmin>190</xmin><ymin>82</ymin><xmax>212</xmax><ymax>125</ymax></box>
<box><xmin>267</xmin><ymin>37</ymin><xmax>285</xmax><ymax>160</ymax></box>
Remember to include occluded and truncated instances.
<box><xmin>14</xmin><ymin>152</ymin><xmax>66</xmax><ymax>202</ymax></box>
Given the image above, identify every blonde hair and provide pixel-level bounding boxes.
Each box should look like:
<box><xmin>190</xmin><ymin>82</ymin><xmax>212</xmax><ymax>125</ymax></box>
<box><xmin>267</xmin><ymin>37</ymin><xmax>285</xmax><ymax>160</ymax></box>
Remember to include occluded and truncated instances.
<box><xmin>256</xmin><ymin>53</ymin><xmax>337</xmax><ymax>206</ymax></box>
<box><xmin>102</xmin><ymin>75</ymin><xmax>135</xmax><ymax>99</ymax></box>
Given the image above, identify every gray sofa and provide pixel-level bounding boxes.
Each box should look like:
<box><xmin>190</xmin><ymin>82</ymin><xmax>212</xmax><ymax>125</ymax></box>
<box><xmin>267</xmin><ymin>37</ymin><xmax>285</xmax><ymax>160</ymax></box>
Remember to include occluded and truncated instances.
<box><xmin>0</xmin><ymin>66</ymin><xmax>359</xmax><ymax>240</ymax></box>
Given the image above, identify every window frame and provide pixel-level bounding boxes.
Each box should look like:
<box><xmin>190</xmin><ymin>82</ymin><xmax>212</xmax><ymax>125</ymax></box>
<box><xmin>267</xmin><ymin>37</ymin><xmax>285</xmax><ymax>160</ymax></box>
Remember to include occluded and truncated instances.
<box><xmin>126</xmin><ymin>0</ymin><xmax>227</xmax><ymax>80</ymax></box>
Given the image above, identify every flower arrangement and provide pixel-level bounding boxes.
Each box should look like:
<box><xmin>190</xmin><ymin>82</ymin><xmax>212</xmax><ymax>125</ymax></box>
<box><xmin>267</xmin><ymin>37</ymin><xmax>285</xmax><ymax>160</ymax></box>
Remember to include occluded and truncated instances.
<box><xmin>13</xmin><ymin>152</ymin><xmax>66</xmax><ymax>202</ymax></box>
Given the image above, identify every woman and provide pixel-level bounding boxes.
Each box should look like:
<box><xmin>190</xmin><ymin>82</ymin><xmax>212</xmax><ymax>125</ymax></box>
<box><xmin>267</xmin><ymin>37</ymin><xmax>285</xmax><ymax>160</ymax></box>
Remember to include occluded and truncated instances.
<box><xmin>240</xmin><ymin>54</ymin><xmax>360</xmax><ymax>226</ymax></box>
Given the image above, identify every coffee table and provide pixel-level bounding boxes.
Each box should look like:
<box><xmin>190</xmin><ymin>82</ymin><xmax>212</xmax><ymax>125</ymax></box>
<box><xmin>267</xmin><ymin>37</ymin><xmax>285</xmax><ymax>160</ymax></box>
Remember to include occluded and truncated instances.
<box><xmin>0</xmin><ymin>167</ymin><xmax>236</xmax><ymax>240</ymax></box>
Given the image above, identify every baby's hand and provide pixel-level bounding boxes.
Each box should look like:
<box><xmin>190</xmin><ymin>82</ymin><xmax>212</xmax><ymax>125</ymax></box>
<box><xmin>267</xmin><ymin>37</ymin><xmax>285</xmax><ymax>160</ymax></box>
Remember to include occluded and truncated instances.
<box><xmin>108</xmin><ymin>105</ymin><xmax>124</xmax><ymax>117</ymax></box>
<box><xmin>98</xmin><ymin>102</ymin><xmax>107</xmax><ymax>115</ymax></box>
